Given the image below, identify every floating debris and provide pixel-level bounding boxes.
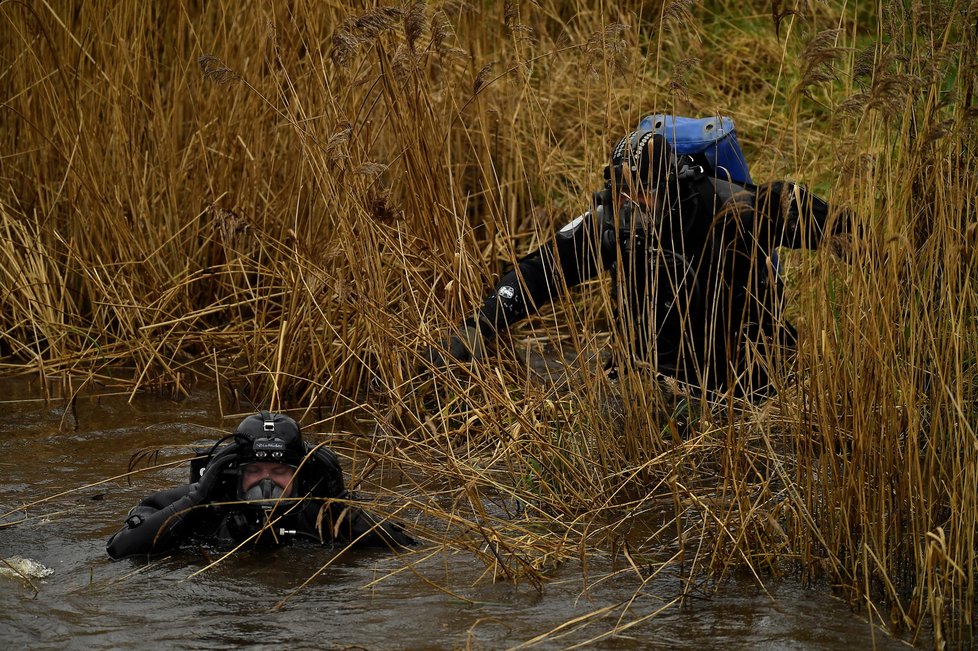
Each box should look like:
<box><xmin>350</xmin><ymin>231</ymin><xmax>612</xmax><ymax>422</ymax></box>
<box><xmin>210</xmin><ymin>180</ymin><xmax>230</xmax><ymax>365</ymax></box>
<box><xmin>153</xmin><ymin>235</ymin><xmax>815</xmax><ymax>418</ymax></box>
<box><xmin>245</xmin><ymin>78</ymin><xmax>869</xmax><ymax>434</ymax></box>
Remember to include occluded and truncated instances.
<box><xmin>0</xmin><ymin>556</ymin><xmax>54</xmax><ymax>582</ymax></box>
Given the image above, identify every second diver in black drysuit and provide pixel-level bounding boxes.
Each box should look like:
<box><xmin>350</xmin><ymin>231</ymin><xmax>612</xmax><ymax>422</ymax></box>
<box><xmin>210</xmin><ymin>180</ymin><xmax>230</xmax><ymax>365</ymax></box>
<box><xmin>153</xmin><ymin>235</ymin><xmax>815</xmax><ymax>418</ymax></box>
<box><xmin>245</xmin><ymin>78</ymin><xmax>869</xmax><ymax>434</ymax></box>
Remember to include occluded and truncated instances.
<box><xmin>429</xmin><ymin>116</ymin><xmax>847</xmax><ymax>395</ymax></box>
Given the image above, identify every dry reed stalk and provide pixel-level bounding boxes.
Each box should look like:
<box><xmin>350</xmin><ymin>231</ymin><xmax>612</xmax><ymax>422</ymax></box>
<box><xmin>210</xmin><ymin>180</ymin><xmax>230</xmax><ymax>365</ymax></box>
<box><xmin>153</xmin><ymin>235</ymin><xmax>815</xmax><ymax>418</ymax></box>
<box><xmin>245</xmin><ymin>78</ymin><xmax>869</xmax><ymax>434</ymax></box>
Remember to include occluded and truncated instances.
<box><xmin>1</xmin><ymin>0</ymin><xmax>976</xmax><ymax>645</ymax></box>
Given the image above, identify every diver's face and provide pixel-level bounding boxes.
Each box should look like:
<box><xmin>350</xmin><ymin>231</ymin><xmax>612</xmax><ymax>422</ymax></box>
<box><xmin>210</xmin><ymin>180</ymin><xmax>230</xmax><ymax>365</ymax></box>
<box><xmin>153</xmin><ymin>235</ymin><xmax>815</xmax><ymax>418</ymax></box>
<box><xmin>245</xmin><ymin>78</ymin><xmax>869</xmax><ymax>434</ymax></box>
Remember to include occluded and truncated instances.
<box><xmin>620</xmin><ymin>186</ymin><xmax>664</xmax><ymax>214</ymax></box>
<box><xmin>615</xmin><ymin>163</ymin><xmax>667</xmax><ymax>225</ymax></box>
<box><xmin>240</xmin><ymin>462</ymin><xmax>295</xmax><ymax>497</ymax></box>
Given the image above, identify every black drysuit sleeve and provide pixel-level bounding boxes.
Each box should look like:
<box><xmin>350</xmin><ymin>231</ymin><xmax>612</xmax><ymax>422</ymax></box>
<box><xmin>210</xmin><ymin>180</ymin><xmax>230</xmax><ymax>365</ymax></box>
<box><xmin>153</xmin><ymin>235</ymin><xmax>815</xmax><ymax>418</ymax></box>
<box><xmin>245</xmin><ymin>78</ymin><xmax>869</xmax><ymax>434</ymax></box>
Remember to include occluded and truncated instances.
<box><xmin>745</xmin><ymin>181</ymin><xmax>846</xmax><ymax>250</ymax></box>
<box><xmin>473</xmin><ymin>207</ymin><xmax>612</xmax><ymax>337</ymax></box>
<box><xmin>323</xmin><ymin>502</ymin><xmax>416</xmax><ymax>549</ymax></box>
<box><xmin>106</xmin><ymin>484</ymin><xmax>206</xmax><ymax>560</ymax></box>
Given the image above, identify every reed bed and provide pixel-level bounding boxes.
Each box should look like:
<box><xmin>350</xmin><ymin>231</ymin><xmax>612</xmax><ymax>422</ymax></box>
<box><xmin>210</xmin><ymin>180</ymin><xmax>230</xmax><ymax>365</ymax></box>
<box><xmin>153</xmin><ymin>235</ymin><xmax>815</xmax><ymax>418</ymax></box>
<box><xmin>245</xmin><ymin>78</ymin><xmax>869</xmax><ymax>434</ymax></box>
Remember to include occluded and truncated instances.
<box><xmin>2</xmin><ymin>0</ymin><xmax>976</xmax><ymax>645</ymax></box>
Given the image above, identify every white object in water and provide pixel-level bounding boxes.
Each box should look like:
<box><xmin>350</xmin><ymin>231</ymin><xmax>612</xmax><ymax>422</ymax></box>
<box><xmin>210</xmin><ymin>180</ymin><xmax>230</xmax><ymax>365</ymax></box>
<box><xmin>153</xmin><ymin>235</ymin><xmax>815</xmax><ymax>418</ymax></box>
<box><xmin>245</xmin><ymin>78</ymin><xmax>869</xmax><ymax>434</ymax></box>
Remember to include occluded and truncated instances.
<box><xmin>0</xmin><ymin>556</ymin><xmax>54</xmax><ymax>581</ymax></box>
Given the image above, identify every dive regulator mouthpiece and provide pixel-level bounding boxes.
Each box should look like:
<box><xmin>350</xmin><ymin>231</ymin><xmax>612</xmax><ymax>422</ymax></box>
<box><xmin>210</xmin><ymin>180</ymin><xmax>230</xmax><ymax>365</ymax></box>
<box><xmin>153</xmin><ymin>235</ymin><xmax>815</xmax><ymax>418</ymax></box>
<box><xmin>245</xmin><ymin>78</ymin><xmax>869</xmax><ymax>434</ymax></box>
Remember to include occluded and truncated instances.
<box><xmin>244</xmin><ymin>478</ymin><xmax>284</xmax><ymax>504</ymax></box>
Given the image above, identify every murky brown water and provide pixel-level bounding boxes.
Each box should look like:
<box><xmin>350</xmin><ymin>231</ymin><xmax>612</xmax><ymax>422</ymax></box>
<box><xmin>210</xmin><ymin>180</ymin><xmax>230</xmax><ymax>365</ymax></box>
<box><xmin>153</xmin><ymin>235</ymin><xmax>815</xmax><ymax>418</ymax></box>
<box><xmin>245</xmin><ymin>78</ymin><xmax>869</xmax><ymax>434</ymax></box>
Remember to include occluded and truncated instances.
<box><xmin>0</xmin><ymin>375</ymin><xmax>912</xmax><ymax>649</ymax></box>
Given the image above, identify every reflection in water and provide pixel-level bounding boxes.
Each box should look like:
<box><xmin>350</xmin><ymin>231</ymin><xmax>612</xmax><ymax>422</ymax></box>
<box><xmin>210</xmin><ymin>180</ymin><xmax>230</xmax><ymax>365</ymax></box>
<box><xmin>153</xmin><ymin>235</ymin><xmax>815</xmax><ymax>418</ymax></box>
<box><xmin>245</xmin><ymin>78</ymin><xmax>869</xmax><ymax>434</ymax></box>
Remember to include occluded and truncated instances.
<box><xmin>0</xmin><ymin>377</ymin><xmax>908</xmax><ymax>649</ymax></box>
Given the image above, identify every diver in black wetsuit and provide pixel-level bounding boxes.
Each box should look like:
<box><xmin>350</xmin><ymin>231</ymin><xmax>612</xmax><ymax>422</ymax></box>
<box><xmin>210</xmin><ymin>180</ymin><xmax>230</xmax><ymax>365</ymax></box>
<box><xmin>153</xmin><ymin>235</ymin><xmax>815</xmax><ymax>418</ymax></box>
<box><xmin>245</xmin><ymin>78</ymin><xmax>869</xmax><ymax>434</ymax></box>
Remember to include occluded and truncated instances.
<box><xmin>107</xmin><ymin>412</ymin><xmax>414</xmax><ymax>560</ymax></box>
<box><xmin>428</xmin><ymin>116</ymin><xmax>846</xmax><ymax>395</ymax></box>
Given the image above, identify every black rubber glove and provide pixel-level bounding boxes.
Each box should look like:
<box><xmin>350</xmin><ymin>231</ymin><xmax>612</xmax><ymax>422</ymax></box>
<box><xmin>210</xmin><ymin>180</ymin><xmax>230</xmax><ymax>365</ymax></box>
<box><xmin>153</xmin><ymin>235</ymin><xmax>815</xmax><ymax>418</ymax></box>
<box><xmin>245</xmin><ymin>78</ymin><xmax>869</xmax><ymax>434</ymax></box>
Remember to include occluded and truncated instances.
<box><xmin>341</xmin><ymin>506</ymin><xmax>417</xmax><ymax>548</ymax></box>
<box><xmin>424</xmin><ymin>318</ymin><xmax>493</xmax><ymax>368</ymax></box>
<box><xmin>193</xmin><ymin>451</ymin><xmax>239</xmax><ymax>502</ymax></box>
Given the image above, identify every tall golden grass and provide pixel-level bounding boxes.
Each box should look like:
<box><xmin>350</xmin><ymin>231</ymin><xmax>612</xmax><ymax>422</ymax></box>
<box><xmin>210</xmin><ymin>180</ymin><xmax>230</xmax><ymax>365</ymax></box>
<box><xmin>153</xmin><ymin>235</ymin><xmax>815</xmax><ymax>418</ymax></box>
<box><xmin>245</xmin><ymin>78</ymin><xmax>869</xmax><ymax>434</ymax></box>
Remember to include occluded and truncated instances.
<box><xmin>2</xmin><ymin>0</ymin><xmax>976</xmax><ymax>644</ymax></box>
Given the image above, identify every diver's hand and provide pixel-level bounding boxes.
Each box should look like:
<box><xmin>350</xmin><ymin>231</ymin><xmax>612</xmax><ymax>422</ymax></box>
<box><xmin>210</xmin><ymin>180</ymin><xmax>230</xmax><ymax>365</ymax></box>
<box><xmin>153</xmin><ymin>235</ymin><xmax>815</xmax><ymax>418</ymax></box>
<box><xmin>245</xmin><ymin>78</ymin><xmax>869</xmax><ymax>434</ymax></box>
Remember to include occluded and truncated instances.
<box><xmin>424</xmin><ymin>319</ymin><xmax>492</xmax><ymax>368</ymax></box>
<box><xmin>193</xmin><ymin>452</ymin><xmax>238</xmax><ymax>501</ymax></box>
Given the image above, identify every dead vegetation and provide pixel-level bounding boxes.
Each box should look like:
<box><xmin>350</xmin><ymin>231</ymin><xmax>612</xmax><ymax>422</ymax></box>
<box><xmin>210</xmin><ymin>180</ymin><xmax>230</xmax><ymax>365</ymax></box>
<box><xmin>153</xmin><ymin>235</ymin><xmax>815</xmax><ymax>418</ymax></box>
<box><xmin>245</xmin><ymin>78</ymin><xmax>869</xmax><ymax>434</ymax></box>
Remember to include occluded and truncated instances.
<box><xmin>1</xmin><ymin>0</ymin><xmax>976</xmax><ymax>645</ymax></box>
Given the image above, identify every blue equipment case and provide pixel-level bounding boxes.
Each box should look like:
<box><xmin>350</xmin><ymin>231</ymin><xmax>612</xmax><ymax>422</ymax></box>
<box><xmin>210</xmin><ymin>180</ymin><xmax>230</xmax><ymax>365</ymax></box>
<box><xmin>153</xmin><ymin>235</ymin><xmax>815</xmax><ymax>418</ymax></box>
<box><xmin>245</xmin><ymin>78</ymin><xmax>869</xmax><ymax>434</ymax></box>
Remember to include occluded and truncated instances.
<box><xmin>637</xmin><ymin>114</ymin><xmax>752</xmax><ymax>186</ymax></box>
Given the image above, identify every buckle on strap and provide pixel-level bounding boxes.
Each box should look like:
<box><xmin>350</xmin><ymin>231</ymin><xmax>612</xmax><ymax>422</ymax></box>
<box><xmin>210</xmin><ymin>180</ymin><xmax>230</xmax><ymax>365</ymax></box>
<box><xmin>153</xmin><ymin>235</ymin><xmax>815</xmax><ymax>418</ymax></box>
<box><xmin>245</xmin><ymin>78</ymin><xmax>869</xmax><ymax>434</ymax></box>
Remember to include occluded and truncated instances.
<box><xmin>676</xmin><ymin>158</ymin><xmax>705</xmax><ymax>181</ymax></box>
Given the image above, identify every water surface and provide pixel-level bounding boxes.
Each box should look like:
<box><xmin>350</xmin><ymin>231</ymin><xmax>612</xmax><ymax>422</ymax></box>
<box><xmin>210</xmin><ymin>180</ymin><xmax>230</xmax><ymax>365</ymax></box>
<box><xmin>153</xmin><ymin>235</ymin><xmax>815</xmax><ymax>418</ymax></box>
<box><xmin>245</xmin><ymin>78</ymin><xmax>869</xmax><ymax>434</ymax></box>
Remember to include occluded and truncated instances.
<box><xmin>0</xmin><ymin>376</ymin><xmax>910</xmax><ymax>649</ymax></box>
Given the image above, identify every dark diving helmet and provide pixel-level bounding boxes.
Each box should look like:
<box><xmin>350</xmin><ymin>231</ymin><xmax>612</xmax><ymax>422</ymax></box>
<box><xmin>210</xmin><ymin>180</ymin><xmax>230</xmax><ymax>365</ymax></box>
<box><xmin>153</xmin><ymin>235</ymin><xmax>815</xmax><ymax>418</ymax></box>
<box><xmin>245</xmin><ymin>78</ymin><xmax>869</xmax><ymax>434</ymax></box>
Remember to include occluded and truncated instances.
<box><xmin>233</xmin><ymin>412</ymin><xmax>307</xmax><ymax>509</ymax></box>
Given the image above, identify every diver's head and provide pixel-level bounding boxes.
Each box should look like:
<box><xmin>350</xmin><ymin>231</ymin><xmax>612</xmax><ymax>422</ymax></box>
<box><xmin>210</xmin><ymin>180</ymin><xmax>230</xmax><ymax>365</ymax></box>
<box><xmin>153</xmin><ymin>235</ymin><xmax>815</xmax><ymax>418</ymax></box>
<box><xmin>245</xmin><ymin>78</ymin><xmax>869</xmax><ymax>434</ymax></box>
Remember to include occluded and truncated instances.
<box><xmin>609</xmin><ymin>133</ymin><xmax>679</xmax><ymax>194</ymax></box>
<box><xmin>605</xmin><ymin>132</ymin><xmax>684</xmax><ymax>231</ymax></box>
<box><xmin>232</xmin><ymin>412</ymin><xmax>307</xmax><ymax>508</ymax></box>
